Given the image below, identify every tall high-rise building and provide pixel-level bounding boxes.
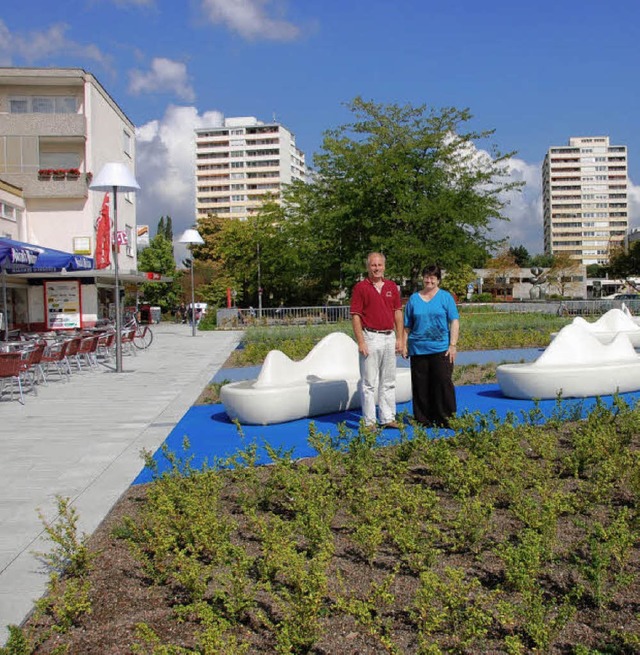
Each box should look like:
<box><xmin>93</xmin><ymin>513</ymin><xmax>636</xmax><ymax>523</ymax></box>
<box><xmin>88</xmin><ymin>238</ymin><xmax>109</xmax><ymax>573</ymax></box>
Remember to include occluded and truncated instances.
<box><xmin>195</xmin><ymin>116</ymin><xmax>307</xmax><ymax>223</ymax></box>
<box><xmin>542</xmin><ymin>136</ymin><xmax>628</xmax><ymax>265</ymax></box>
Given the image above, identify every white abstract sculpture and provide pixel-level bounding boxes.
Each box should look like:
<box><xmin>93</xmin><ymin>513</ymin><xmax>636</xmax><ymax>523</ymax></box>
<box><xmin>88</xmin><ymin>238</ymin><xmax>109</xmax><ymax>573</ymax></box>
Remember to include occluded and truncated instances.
<box><xmin>551</xmin><ymin>308</ymin><xmax>640</xmax><ymax>347</ymax></box>
<box><xmin>220</xmin><ymin>332</ymin><xmax>412</xmax><ymax>425</ymax></box>
<box><xmin>498</xmin><ymin>321</ymin><xmax>640</xmax><ymax>399</ymax></box>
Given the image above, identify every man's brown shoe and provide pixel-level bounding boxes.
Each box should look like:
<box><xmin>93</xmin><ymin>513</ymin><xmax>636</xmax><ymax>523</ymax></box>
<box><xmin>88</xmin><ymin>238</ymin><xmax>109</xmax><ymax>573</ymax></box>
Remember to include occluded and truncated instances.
<box><xmin>382</xmin><ymin>420</ymin><xmax>401</xmax><ymax>429</ymax></box>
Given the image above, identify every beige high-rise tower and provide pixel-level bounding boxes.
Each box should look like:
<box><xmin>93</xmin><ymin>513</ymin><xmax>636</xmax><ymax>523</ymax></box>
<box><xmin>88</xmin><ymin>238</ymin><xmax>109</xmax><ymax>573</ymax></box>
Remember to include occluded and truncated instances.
<box><xmin>542</xmin><ymin>136</ymin><xmax>628</xmax><ymax>265</ymax></box>
<box><xmin>195</xmin><ymin>116</ymin><xmax>307</xmax><ymax>223</ymax></box>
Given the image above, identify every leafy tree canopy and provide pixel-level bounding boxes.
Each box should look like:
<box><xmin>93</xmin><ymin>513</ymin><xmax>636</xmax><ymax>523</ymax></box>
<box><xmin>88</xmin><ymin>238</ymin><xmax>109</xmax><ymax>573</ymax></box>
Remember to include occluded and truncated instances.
<box><xmin>529</xmin><ymin>253</ymin><xmax>554</xmax><ymax>268</ymax></box>
<box><xmin>137</xmin><ymin>233</ymin><xmax>180</xmax><ymax>312</ymax></box>
<box><xmin>508</xmin><ymin>245</ymin><xmax>530</xmax><ymax>267</ymax></box>
<box><xmin>608</xmin><ymin>242</ymin><xmax>640</xmax><ymax>281</ymax></box>
<box><xmin>156</xmin><ymin>216</ymin><xmax>173</xmax><ymax>241</ymax></box>
<box><xmin>586</xmin><ymin>263</ymin><xmax>609</xmax><ymax>278</ymax></box>
<box><xmin>286</xmin><ymin>96</ymin><xmax>522</xmax><ymax>296</ymax></box>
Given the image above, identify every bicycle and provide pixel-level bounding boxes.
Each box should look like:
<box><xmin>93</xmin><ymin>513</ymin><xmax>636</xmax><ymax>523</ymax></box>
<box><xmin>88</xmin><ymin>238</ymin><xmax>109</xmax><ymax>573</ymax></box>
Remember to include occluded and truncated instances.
<box><xmin>122</xmin><ymin>310</ymin><xmax>154</xmax><ymax>350</ymax></box>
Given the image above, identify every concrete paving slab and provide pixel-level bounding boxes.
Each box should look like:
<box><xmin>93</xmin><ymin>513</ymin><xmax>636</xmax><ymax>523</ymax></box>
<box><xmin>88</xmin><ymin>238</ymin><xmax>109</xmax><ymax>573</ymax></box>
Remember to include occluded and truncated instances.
<box><xmin>0</xmin><ymin>323</ymin><xmax>242</xmax><ymax>644</ymax></box>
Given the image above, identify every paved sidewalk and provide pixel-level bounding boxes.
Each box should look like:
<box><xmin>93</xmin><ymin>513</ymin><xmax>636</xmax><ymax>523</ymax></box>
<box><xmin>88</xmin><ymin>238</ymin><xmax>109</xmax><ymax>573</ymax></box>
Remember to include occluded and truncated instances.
<box><xmin>0</xmin><ymin>324</ymin><xmax>242</xmax><ymax>643</ymax></box>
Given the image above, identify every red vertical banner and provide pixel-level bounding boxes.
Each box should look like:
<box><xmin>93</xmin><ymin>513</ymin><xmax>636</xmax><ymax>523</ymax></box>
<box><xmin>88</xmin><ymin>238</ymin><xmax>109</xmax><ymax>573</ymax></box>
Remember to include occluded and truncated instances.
<box><xmin>227</xmin><ymin>287</ymin><xmax>232</xmax><ymax>308</ymax></box>
<box><xmin>94</xmin><ymin>193</ymin><xmax>111</xmax><ymax>269</ymax></box>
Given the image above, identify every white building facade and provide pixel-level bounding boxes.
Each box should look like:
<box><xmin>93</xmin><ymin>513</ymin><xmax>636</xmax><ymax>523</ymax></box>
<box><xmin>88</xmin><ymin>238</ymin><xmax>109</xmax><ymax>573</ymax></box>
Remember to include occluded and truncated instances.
<box><xmin>195</xmin><ymin>116</ymin><xmax>307</xmax><ymax>223</ymax></box>
<box><xmin>0</xmin><ymin>67</ymin><xmax>139</xmax><ymax>331</ymax></box>
<box><xmin>542</xmin><ymin>136</ymin><xmax>628</xmax><ymax>266</ymax></box>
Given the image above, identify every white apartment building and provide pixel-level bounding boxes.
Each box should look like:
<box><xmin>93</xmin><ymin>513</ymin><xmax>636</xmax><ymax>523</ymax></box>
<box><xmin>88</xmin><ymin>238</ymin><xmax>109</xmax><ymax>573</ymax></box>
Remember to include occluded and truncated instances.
<box><xmin>195</xmin><ymin>116</ymin><xmax>306</xmax><ymax>223</ymax></box>
<box><xmin>0</xmin><ymin>67</ymin><xmax>139</xmax><ymax>331</ymax></box>
<box><xmin>542</xmin><ymin>136</ymin><xmax>628</xmax><ymax>266</ymax></box>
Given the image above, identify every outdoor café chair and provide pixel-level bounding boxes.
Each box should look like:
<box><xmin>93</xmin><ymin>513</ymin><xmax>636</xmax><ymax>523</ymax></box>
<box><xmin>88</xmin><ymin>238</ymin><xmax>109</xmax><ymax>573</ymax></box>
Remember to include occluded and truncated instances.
<box><xmin>78</xmin><ymin>335</ymin><xmax>100</xmax><ymax>369</ymax></box>
<box><xmin>41</xmin><ymin>340</ymin><xmax>71</xmax><ymax>381</ymax></box>
<box><xmin>63</xmin><ymin>336</ymin><xmax>83</xmax><ymax>373</ymax></box>
<box><xmin>96</xmin><ymin>331</ymin><xmax>115</xmax><ymax>363</ymax></box>
<box><xmin>0</xmin><ymin>352</ymin><xmax>31</xmax><ymax>404</ymax></box>
<box><xmin>22</xmin><ymin>342</ymin><xmax>47</xmax><ymax>387</ymax></box>
<box><xmin>120</xmin><ymin>328</ymin><xmax>137</xmax><ymax>356</ymax></box>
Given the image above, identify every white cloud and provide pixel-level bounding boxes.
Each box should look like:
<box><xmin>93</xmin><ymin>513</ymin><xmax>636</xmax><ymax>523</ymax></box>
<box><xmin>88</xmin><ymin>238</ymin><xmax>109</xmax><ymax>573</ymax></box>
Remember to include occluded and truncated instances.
<box><xmin>135</xmin><ymin>105</ymin><xmax>224</xmax><ymax>262</ymax></box>
<box><xmin>200</xmin><ymin>0</ymin><xmax>300</xmax><ymax>41</ymax></box>
<box><xmin>492</xmin><ymin>157</ymin><xmax>545</xmax><ymax>255</ymax></box>
<box><xmin>627</xmin><ymin>180</ymin><xmax>640</xmax><ymax>233</ymax></box>
<box><xmin>0</xmin><ymin>19</ymin><xmax>110</xmax><ymax>68</ymax></box>
<box><xmin>451</xmin><ymin>138</ymin><xmax>546</xmax><ymax>256</ymax></box>
<box><xmin>493</xmin><ymin>161</ymin><xmax>640</xmax><ymax>257</ymax></box>
<box><xmin>129</xmin><ymin>57</ymin><xmax>196</xmax><ymax>102</ymax></box>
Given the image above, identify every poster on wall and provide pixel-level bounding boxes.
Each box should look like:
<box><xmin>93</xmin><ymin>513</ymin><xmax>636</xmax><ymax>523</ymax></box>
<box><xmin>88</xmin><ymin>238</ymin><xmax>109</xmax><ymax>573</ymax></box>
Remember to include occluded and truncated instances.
<box><xmin>45</xmin><ymin>280</ymin><xmax>82</xmax><ymax>330</ymax></box>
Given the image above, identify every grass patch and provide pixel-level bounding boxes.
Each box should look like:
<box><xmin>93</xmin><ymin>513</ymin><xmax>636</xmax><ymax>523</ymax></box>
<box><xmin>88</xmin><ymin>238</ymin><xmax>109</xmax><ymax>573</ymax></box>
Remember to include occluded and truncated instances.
<box><xmin>224</xmin><ymin>314</ymin><xmax>570</xmax><ymax>368</ymax></box>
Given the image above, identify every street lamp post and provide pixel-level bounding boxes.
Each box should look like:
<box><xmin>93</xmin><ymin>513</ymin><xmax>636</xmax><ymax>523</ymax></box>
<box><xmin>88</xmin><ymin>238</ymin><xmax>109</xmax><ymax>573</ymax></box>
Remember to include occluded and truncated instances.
<box><xmin>90</xmin><ymin>163</ymin><xmax>140</xmax><ymax>372</ymax></box>
<box><xmin>178</xmin><ymin>228</ymin><xmax>204</xmax><ymax>337</ymax></box>
<box><xmin>257</xmin><ymin>241</ymin><xmax>263</xmax><ymax>318</ymax></box>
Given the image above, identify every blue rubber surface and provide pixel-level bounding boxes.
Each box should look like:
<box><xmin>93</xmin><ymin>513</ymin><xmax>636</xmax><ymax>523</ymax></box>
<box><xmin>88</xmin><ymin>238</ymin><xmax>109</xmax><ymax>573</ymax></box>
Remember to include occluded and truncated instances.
<box><xmin>133</xmin><ymin>381</ymin><xmax>637</xmax><ymax>485</ymax></box>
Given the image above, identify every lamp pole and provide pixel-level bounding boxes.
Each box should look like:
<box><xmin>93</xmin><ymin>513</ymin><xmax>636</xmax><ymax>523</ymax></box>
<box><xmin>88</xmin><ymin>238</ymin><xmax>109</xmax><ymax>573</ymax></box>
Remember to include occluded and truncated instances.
<box><xmin>111</xmin><ymin>184</ymin><xmax>122</xmax><ymax>369</ymax></box>
<box><xmin>257</xmin><ymin>241</ymin><xmax>262</xmax><ymax>318</ymax></box>
<box><xmin>90</xmin><ymin>163</ymin><xmax>140</xmax><ymax>372</ymax></box>
<box><xmin>178</xmin><ymin>228</ymin><xmax>204</xmax><ymax>337</ymax></box>
<box><xmin>189</xmin><ymin>252</ymin><xmax>196</xmax><ymax>337</ymax></box>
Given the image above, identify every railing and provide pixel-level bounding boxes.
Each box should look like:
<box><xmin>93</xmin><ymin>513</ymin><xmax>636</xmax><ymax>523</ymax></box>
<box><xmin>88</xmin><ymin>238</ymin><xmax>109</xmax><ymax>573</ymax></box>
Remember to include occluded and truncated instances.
<box><xmin>217</xmin><ymin>299</ymin><xmax>640</xmax><ymax>329</ymax></box>
<box><xmin>467</xmin><ymin>299</ymin><xmax>640</xmax><ymax>317</ymax></box>
<box><xmin>217</xmin><ymin>305</ymin><xmax>350</xmax><ymax>328</ymax></box>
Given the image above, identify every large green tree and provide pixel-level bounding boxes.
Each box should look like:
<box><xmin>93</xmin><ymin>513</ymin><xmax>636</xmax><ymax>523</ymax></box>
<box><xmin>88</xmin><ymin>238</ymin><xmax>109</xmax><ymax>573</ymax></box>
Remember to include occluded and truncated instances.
<box><xmin>285</xmin><ymin>97</ymin><xmax>522</xmax><ymax>295</ymax></box>
<box><xmin>156</xmin><ymin>216</ymin><xmax>173</xmax><ymax>241</ymax></box>
<box><xmin>137</xmin><ymin>234</ymin><xmax>180</xmax><ymax>312</ymax></box>
<box><xmin>608</xmin><ymin>242</ymin><xmax>640</xmax><ymax>287</ymax></box>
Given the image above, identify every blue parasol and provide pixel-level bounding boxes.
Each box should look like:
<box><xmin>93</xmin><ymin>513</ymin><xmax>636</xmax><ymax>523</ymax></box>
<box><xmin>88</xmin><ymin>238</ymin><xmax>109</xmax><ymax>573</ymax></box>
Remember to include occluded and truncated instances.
<box><xmin>0</xmin><ymin>238</ymin><xmax>94</xmax><ymax>339</ymax></box>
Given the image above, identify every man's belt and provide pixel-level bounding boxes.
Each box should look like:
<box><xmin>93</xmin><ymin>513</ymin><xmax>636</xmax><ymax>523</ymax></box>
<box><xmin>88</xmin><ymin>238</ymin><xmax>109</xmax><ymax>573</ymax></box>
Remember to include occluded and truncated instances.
<box><xmin>363</xmin><ymin>327</ymin><xmax>394</xmax><ymax>334</ymax></box>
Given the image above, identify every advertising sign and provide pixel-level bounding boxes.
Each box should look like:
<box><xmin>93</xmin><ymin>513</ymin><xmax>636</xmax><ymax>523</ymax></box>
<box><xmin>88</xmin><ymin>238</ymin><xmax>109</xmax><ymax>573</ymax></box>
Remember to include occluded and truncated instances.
<box><xmin>45</xmin><ymin>280</ymin><xmax>82</xmax><ymax>330</ymax></box>
<box><xmin>137</xmin><ymin>225</ymin><xmax>150</xmax><ymax>248</ymax></box>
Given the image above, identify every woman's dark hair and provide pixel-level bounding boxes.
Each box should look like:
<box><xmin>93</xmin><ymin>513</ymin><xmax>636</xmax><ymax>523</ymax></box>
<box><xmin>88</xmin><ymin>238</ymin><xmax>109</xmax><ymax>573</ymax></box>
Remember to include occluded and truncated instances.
<box><xmin>421</xmin><ymin>264</ymin><xmax>441</xmax><ymax>280</ymax></box>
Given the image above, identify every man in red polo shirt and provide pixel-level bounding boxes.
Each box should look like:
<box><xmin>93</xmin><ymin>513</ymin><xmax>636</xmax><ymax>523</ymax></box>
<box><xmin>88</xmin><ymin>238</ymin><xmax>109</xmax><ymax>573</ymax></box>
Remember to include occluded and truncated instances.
<box><xmin>350</xmin><ymin>252</ymin><xmax>403</xmax><ymax>429</ymax></box>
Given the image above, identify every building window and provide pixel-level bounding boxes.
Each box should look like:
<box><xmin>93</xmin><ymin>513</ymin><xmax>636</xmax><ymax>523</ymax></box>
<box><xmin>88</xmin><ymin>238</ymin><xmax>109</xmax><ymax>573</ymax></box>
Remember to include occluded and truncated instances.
<box><xmin>125</xmin><ymin>225</ymin><xmax>134</xmax><ymax>256</ymax></box>
<box><xmin>0</xmin><ymin>201</ymin><xmax>22</xmax><ymax>222</ymax></box>
<box><xmin>123</xmin><ymin>130</ymin><xmax>132</xmax><ymax>158</ymax></box>
<box><xmin>9</xmin><ymin>96</ymin><xmax>77</xmax><ymax>114</ymax></box>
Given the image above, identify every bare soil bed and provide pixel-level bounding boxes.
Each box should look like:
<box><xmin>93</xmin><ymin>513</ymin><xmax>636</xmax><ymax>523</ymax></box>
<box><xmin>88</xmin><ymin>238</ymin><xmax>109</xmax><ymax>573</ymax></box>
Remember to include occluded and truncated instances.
<box><xmin>15</xmin><ymin>392</ymin><xmax>640</xmax><ymax>654</ymax></box>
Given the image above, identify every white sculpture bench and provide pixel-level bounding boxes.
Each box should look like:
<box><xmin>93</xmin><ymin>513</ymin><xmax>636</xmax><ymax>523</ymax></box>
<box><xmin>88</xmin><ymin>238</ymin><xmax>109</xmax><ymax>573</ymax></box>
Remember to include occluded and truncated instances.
<box><xmin>498</xmin><ymin>321</ymin><xmax>640</xmax><ymax>400</ymax></box>
<box><xmin>551</xmin><ymin>308</ymin><xmax>640</xmax><ymax>347</ymax></box>
<box><xmin>220</xmin><ymin>331</ymin><xmax>412</xmax><ymax>425</ymax></box>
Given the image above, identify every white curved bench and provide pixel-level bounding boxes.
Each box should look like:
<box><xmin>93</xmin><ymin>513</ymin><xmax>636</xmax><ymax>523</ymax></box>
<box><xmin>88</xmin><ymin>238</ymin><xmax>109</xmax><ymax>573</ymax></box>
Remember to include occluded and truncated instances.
<box><xmin>498</xmin><ymin>322</ymin><xmax>640</xmax><ymax>400</ymax></box>
<box><xmin>551</xmin><ymin>308</ymin><xmax>640</xmax><ymax>347</ymax></box>
<box><xmin>220</xmin><ymin>332</ymin><xmax>412</xmax><ymax>425</ymax></box>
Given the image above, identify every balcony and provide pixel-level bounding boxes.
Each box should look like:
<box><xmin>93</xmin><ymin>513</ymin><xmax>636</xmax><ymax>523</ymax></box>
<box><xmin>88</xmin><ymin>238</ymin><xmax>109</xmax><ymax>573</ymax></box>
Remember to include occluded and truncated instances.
<box><xmin>0</xmin><ymin>113</ymin><xmax>86</xmax><ymax>138</ymax></box>
<box><xmin>0</xmin><ymin>168</ymin><xmax>91</xmax><ymax>199</ymax></box>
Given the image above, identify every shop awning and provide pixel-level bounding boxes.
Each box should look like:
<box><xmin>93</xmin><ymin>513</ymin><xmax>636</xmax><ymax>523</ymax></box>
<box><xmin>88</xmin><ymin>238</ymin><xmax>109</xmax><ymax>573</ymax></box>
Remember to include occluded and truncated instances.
<box><xmin>0</xmin><ymin>238</ymin><xmax>94</xmax><ymax>273</ymax></box>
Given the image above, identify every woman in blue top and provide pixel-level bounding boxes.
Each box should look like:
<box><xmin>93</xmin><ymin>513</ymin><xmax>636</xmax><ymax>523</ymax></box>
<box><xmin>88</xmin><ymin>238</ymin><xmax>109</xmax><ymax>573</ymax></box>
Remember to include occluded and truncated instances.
<box><xmin>403</xmin><ymin>264</ymin><xmax>460</xmax><ymax>428</ymax></box>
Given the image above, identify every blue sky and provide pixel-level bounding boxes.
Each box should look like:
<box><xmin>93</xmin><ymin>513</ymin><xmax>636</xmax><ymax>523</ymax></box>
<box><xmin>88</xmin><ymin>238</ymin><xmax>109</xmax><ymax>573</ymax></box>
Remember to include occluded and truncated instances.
<box><xmin>2</xmin><ymin>0</ymin><xmax>640</xmax><ymax>261</ymax></box>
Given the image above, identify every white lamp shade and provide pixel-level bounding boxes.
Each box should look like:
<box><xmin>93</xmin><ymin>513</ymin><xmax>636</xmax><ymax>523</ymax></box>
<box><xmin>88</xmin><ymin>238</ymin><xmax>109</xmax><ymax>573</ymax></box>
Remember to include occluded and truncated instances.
<box><xmin>179</xmin><ymin>228</ymin><xmax>205</xmax><ymax>245</ymax></box>
<box><xmin>90</xmin><ymin>162</ymin><xmax>140</xmax><ymax>192</ymax></box>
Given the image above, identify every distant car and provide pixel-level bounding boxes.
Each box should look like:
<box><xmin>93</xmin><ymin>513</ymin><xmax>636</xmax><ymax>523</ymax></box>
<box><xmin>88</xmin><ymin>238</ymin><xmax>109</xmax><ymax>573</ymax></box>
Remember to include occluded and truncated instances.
<box><xmin>612</xmin><ymin>293</ymin><xmax>640</xmax><ymax>300</ymax></box>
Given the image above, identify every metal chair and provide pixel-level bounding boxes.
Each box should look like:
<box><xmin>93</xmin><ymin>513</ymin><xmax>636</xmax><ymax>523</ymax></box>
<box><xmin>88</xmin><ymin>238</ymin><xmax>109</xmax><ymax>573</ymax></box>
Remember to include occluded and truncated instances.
<box><xmin>78</xmin><ymin>335</ymin><xmax>100</xmax><ymax>369</ymax></box>
<box><xmin>120</xmin><ymin>328</ymin><xmax>137</xmax><ymax>356</ymax></box>
<box><xmin>0</xmin><ymin>352</ymin><xmax>31</xmax><ymax>404</ymax></box>
<box><xmin>63</xmin><ymin>337</ymin><xmax>83</xmax><ymax>373</ymax></box>
<box><xmin>96</xmin><ymin>331</ymin><xmax>115</xmax><ymax>363</ymax></box>
<box><xmin>41</xmin><ymin>340</ymin><xmax>71</xmax><ymax>381</ymax></box>
<box><xmin>22</xmin><ymin>342</ymin><xmax>47</xmax><ymax>387</ymax></box>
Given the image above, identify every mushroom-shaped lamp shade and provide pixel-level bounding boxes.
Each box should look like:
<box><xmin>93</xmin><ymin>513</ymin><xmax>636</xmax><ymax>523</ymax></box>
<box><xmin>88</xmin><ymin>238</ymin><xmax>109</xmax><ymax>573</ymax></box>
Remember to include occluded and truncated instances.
<box><xmin>179</xmin><ymin>229</ymin><xmax>205</xmax><ymax>245</ymax></box>
<box><xmin>89</xmin><ymin>163</ymin><xmax>140</xmax><ymax>192</ymax></box>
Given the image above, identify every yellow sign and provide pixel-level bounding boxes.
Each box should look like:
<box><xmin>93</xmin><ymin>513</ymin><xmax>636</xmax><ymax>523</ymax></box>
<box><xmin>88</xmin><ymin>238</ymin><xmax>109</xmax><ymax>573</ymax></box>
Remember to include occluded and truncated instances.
<box><xmin>73</xmin><ymin>236</ymin><xmax>91</xmax><ymax>255</ymax></box>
